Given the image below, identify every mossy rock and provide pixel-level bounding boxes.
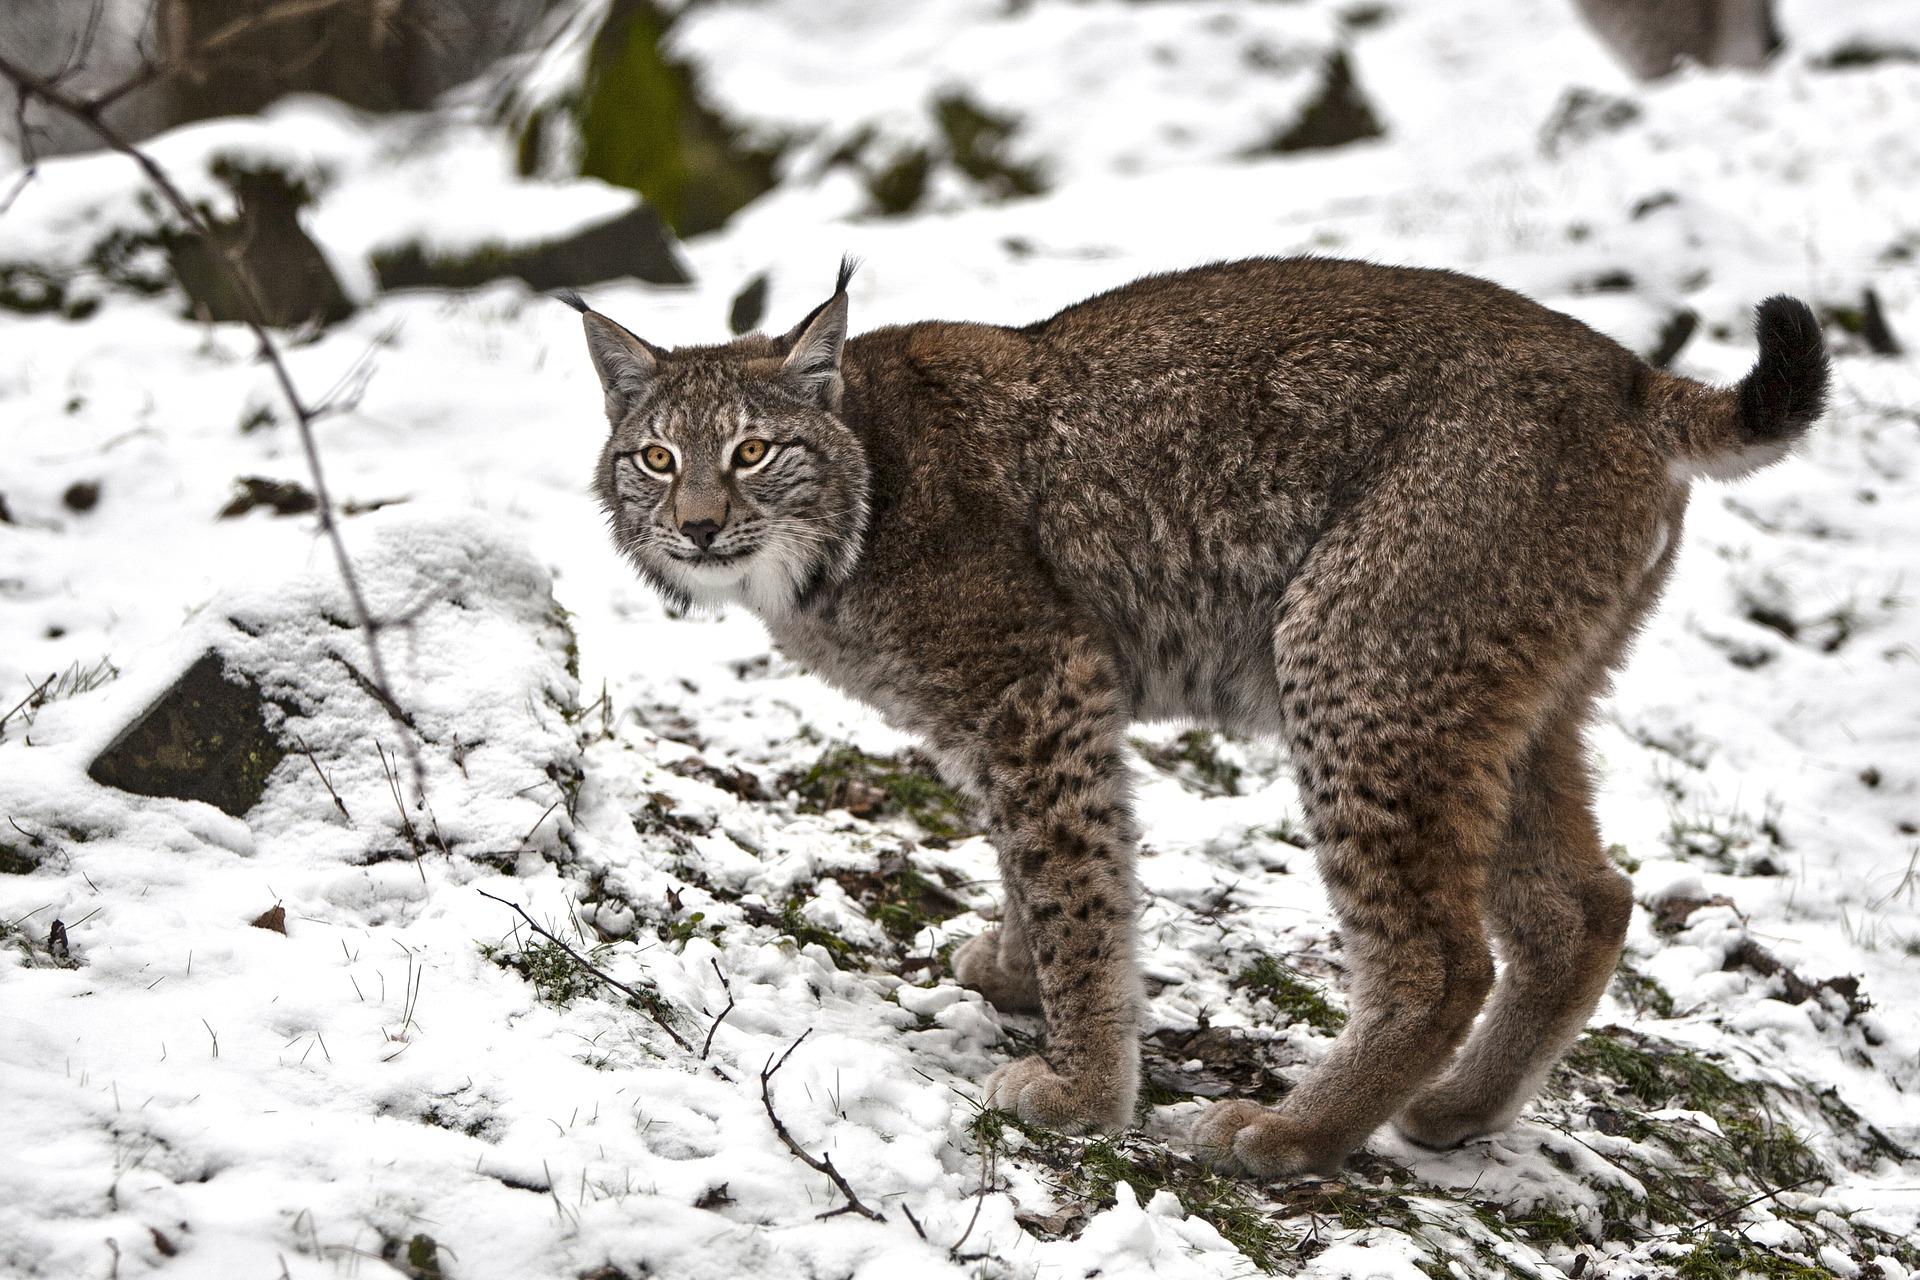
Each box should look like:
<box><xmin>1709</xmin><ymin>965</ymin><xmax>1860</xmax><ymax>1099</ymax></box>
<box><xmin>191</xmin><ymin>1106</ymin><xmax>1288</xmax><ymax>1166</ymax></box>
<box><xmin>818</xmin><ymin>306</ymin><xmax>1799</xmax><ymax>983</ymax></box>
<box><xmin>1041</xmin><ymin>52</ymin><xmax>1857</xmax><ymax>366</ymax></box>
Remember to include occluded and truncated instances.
<box><xmin>569</xmin><ymin>0</ymin><xmax>781</xmax><ymax>238</ymax></box>
<box><xmin>372</xmin><ymin>202</ymin><xmax>691</xmax><ymax>294</ymax></box>
<box><xmin>87</xmin><ymin>652</ymin><xmax>287</xmax><ymax>817</ymax></box>
<box><xmin>165</xmin><ymin>165</ymin><xmax>353</xmax><ymax>328</ymax></box>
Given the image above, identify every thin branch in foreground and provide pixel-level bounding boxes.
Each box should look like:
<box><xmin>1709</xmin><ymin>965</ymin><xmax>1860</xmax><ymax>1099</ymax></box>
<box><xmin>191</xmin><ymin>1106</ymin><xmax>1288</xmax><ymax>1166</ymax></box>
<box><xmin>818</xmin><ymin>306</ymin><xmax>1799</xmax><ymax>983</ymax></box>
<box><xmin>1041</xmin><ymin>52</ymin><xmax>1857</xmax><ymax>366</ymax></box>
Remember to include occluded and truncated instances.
<box><xmin>759</xmin><ymin>1030</ymin><xmax>886</xmax><ymax>1223</ymax></box>
<box><xmin>701</xmin><ymin>957</ymin><xmax>734</xmax><ymax>1060</ymax></box>
<box><xmin>475</xmin><ymin>889</ymin><xmax>692</xmax><ymax>1052</ymax></box>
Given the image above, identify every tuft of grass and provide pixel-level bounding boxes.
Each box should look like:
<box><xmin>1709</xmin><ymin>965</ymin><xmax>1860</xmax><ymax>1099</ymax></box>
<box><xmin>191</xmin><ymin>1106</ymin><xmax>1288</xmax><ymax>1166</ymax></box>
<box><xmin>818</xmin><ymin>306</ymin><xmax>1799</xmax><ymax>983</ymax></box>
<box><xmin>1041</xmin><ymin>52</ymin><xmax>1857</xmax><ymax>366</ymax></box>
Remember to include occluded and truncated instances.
<box><xmin>1612</xmin><ymin>957</ymin><xmax>1677</xmax><ymax>1018</ymax></box>
<box><xmin>1232</xmin><ymin>954</ymin><xmax>1347</xmax><ymax>1032</ymax></box>
<box><xmin>482</xmin><ymin>937</ymin><xmax>652</xmax><ymax>1011</ymax></box>
<box><xmin>0</xmin><ymin>656</ymin><xmax>120</xmax><ymax>745</ymax></box>
<box><xmin>785</xmin><ymin>744</ymin><xmax>975</xmax><ymax>839</ymax></box>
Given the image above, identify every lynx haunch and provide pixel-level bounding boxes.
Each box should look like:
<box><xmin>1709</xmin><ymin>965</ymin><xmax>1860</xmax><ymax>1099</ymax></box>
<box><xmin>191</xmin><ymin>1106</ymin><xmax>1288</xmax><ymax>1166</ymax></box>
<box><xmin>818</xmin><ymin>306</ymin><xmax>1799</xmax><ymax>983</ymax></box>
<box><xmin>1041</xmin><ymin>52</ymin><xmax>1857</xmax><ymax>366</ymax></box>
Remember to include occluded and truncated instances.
<box><xmin>566</xmin><ymin>256</ymin><xmax>1828</xmax><ymax>1176</ymax></box>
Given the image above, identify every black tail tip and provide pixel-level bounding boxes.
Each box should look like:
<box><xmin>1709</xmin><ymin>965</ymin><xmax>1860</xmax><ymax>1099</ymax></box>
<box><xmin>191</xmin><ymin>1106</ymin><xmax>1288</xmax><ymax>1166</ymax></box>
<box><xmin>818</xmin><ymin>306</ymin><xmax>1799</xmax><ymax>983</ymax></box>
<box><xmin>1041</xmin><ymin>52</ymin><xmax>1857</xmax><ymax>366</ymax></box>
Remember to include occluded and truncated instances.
<box><xmin>1740</xmin><ymin>295</ymin><xmax>1830</xmax><ymax>442</ymax></box>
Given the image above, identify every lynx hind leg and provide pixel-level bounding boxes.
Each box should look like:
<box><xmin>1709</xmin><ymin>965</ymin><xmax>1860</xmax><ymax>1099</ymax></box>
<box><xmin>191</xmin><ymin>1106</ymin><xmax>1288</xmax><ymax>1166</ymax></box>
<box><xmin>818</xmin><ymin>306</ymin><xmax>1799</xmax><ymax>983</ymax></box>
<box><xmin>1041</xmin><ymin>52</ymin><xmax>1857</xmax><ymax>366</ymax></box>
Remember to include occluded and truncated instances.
<box><xmin>953</xmin><ymin>898</ymin><xmax>1043</xmax><ymax>1013</ymax></box>
<box><xmin>1194</xmin><ymin>645</ymin><xmax>1517</xmax><ymax>1176</ymax></box>
<box><xmin>974</xmin><ymin>649</ymin><xmax>1143</xmax><ymax>1134</ymax></box>
<box><xmin>1395</xmin><ymin>706</ymin><xmax>1633</xmax><ymax>1150</ymax></box>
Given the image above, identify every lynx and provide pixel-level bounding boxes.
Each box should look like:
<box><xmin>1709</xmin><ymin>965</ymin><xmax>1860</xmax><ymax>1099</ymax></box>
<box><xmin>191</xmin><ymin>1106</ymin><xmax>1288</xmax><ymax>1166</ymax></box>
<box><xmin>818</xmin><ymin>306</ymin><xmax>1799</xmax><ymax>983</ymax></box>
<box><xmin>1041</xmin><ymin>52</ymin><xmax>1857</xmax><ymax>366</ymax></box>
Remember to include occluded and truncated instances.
<box><xmin>565</xmin><ymin>256</ymin><xmax>1827</xmax><ymax>1176</ymax></box>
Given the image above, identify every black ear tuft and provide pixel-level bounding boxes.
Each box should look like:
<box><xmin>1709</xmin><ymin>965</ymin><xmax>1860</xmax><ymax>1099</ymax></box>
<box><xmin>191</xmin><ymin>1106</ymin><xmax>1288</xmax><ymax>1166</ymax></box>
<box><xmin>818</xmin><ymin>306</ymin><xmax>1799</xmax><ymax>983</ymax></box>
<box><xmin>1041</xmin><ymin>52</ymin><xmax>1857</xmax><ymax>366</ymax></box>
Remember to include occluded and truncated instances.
<box><xmin>554</xmin><ymin>289</ymin><xmax>590</xmax><ymax>314</ymax></box>
<box><xmin>835</xmin><ymin>255</ymin><xmax>860</xmax><ymax>296</ymax></box>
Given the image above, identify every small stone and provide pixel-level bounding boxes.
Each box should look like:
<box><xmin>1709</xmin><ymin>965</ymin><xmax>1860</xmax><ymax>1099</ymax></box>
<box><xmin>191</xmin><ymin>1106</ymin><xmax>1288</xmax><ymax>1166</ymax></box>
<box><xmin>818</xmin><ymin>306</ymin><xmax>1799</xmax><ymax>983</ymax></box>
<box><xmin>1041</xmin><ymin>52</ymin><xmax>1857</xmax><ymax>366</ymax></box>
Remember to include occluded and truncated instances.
<box><xmin>87</xmin><ymin>652</ymin><xmax>287</xmax><ymax>817</ymax></box>
<box><xmin>250</xmin><ymin>904</ymin><xmax>287</xmax><ymax>934</ymax></box>
<box><xmin>63</xmin><ymin>481</ymin><xmax>101</xmax><ymax>513</ymax></box>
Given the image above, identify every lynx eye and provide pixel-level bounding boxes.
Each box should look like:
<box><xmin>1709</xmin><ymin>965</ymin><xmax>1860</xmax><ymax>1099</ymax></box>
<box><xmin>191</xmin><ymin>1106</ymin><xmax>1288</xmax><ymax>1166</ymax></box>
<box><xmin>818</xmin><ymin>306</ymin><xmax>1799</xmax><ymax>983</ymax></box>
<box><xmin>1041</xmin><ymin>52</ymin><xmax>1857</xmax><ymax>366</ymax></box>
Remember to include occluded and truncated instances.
<box><xmin>639</xmin><ymin>444</ymin><xmax>675</xmax><ymax>473</ymax></box>
<box><xmin>732</xmin><ymin>438</ymin><xmax>770</xmax><ymax>468</ymax></box>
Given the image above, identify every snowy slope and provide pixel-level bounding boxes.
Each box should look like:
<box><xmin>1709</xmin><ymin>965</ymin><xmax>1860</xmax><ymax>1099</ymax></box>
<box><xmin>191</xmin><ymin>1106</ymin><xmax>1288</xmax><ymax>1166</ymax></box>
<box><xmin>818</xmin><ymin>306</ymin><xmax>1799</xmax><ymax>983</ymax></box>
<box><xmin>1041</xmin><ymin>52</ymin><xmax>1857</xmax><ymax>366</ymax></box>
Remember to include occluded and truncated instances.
<box><xmin>3</xmin><ymin>1</ymin><xmax>1920</xmax><ymax>1277</ymax></box>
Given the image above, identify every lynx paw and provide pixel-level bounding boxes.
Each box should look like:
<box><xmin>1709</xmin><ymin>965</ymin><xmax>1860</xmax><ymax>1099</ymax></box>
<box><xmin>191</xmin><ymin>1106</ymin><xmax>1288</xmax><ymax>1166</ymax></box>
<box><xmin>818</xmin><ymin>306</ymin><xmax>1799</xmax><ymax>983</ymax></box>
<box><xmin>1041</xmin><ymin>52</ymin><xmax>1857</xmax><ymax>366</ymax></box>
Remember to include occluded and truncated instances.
<box><xmin>1392</xmin><ymin>1089</ymin><xmax>1506</xmax><ymax>1151</ymax></box>
<box><xmin>1190</xmin><ymin>1100</ymin><xmax>1333</xmax><ymax>1179</ymax></box>
<box><xmin>952</xmin><ymin>930</ymin><xmax>1042</xmax><ymax>1013</ymax></box>
<box><xmin>983</xmin><ymin>1056</ymin><xmax>1130</xmax><ymax>1134</ymax></box>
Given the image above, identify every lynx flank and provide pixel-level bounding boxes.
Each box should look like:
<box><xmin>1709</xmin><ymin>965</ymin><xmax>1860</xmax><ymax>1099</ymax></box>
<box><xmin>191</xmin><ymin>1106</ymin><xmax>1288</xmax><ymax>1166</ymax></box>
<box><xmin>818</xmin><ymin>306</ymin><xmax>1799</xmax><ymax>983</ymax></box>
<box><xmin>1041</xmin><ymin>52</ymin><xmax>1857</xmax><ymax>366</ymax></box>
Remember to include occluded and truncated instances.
<box><xmin>566</xmin><ymin>257</ymin><xmax>1828</xmax><ymax>1177</ymax></box>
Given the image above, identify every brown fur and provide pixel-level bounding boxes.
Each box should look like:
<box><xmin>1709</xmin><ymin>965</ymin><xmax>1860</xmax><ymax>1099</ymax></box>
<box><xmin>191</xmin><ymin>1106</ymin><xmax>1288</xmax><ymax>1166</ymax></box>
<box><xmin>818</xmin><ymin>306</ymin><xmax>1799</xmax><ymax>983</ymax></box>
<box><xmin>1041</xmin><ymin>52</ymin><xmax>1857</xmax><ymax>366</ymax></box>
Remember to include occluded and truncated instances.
<box><xmin>570</xmin><ymin>256</ymin><xmax>1827</xmax><ymax>1173</ymax></box>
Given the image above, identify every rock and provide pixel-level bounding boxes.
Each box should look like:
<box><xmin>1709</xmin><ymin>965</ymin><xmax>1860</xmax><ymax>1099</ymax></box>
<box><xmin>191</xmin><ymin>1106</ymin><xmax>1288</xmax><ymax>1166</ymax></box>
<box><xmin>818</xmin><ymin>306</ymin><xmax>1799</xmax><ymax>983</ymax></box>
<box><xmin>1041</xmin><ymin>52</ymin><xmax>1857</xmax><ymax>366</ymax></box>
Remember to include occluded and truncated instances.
<box><xmin>62</xmin><ymin>481</ymin><xmax>100</xmax><ymax>513</ymax></box>
<box><xmin>728</xmin><ymin>272</ymin><xmax>769</xmax><ymax>334</ymax></box>
<box><xmin>1539</xmin><ymin>88</ymin><xmax>1642</xmax><ymax>158</ymax></box>
<box><xmin>371</xmin><ymin>202</ymin><xmax>691</xmax><ymax>293</ymax></box>
<box><xmin>1647</xmin><ymin>309</ymin><xmax>1700</xmax><ymax>370</ymax></box>
<box><xmin>1257</xmin><ymin>50</ymin><xmax>1385</xmax><ymax>154</ymax></box>
<box><xmin>219</xmin><ymin>477</ymin><xmax>318</xmax><ymax>520</ymax></box>
<box><xmin>565</xmin><ymin>0</ymin><xmax>781</xmax><ymax>237</ymax></box>
<box><xmin>87</xmin><ymin>652</ymin><xmax>288</xmax><ymax>817</ymax></box>
<box><xmin>165</xmin><ymin>165</ymin><xmax>354</xmax><ymax>329</ymax></box>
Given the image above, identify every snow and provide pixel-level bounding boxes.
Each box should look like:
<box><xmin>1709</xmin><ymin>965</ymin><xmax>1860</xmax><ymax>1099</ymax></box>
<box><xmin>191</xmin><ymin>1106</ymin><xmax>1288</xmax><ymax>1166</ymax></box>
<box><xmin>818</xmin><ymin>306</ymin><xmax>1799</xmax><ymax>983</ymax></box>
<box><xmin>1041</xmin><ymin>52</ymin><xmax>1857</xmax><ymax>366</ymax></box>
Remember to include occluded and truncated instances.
<box><xmin>4</xmin><ymin>0</ymin><xmax>1920</xmax><ymax>1276</ymax></box>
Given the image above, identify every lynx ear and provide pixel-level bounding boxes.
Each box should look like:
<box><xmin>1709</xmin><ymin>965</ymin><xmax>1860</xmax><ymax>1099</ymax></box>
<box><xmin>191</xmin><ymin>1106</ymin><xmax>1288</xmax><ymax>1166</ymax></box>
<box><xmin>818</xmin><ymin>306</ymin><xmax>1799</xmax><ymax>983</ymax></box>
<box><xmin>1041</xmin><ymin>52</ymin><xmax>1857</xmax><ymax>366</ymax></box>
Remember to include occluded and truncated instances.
<box><xmin>777</xmin><ymin>257</ymin><xmax>856</xmax><ymax>411</ymax></box>
<box><xmin>559</xmin><ymin>290</ymin><xmax>660</xmax><ymax>423</ymax></box>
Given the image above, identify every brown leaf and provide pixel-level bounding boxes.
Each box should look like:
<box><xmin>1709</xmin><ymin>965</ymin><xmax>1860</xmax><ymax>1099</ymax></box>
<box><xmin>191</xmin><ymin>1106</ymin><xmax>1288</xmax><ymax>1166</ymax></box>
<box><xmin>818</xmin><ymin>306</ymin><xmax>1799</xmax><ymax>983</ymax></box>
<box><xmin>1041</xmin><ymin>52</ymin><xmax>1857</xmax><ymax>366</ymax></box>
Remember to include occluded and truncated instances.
<box><xmin>250</xmin><ymin>904</ymin><xmax>287</xmax><ymax>934</ymax></box>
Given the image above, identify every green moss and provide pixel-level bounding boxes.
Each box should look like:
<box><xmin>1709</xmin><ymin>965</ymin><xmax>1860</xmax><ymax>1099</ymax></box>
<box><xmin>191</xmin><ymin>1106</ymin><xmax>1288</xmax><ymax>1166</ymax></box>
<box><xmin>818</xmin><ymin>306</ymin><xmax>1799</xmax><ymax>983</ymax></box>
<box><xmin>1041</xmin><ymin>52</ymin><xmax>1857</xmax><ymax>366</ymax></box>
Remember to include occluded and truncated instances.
<box><xmin>1232</xmin><ymin>954</ymin><xmax>1347</xmax><ymax>1032</ymax></box>
<box><xmin>786</xmin><ymin>744</ymin><xmax>975</xmax><ymax>839</ymax></box>
<box><xmin>1672</xmin><ymin>1235</ymin><xmax>1831</xmax><ymax>1280</ymax></box>
<box><xmin>1133</xmin><ymin>730</ymin><xmax>1244</xmax><ymax>796</ymax></box>
<box><xmin>572</xmin><ymin>0</ymin><xmax>780</xmax><ymax>236</ymax></box>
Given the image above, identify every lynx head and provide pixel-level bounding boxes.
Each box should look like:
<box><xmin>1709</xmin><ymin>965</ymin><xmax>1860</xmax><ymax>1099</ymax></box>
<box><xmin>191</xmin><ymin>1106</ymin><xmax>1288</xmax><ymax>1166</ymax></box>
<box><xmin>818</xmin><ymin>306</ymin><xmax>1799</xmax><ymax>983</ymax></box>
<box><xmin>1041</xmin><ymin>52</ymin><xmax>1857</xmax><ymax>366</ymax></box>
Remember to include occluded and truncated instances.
<box><xmin>571</xmin><ymin>260</ymin><xmax>870</xmax><ymax>615</ymax></box>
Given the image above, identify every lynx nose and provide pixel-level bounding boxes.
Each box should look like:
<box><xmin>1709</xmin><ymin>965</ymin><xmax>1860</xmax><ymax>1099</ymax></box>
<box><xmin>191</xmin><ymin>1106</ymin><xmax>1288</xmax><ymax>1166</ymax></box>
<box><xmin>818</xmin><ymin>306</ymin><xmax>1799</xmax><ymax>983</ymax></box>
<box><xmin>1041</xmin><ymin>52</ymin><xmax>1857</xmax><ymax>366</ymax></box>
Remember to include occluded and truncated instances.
<box><xmin>680</xmin><ymin>518</ymin><xmax>723</xmax><ymax>550</ymax></box>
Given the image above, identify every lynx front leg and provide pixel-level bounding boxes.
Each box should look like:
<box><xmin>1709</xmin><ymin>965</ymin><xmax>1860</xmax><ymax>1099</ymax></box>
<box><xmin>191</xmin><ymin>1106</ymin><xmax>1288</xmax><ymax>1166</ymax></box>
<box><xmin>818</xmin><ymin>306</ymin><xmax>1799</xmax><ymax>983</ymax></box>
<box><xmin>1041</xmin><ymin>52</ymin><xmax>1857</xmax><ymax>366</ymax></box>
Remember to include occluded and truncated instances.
<box><xmin>968</xmin><ymin>649</ymin><xmax>1142</xmax><ymax>1134</ymax></box>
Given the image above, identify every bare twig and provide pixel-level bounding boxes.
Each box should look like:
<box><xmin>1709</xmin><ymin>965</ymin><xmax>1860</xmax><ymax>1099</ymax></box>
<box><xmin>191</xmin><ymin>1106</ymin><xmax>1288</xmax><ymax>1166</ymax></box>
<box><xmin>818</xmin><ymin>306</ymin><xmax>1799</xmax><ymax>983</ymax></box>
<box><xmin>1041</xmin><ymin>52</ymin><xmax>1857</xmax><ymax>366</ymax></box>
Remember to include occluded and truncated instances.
<box><xmin>701</xmin><ymin>957</ymin><xmax>734</xmax><ymax>1060</ymax></box>
<box><xmin>0</xmin><ymin>27</ymin><xmax>425</xmax><ymax>795</ymax></box>
<box><xmin>296</xmin><ymin>735</ymin><xmax>350</xmax><ymax>820</ymax></box>
<box><xmin>759</xmin><ymin>1030</ymin><xmax>886</xmax><ymax>1222</ymax></box>
<box><xmin>476</xmin><ymin>889</ymin><xmax>692</xmax><ymax>1052</ymax></box>
<box><xmin>0</xmin><ymin>673</ymin><xmax>57</xmax><ymax>740</ymax></box>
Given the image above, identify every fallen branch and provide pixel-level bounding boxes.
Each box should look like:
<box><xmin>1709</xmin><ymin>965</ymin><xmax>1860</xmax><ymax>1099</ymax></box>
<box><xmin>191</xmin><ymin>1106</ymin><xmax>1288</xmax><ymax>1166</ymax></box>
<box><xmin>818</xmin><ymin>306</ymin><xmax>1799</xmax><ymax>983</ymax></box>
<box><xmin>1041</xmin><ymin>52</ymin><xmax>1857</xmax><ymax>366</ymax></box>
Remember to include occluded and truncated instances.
<box><xmin>759</xmin><ymin>1030</ymin><xmax>886</xmax><ymax>1223</ymax></box>
<box><xmin>476</xmin><ymin>889</ymin><xmax>692</xmax><ymax>1052</ymax></box>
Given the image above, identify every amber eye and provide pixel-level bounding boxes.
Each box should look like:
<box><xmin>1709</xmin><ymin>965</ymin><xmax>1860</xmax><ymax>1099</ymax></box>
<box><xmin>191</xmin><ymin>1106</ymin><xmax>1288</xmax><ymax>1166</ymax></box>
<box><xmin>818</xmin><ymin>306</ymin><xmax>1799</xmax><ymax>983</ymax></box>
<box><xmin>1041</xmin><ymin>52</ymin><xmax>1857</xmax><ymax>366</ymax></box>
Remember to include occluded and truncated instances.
<box><xmin>639</xmin><ymin>444</ymin><xmax>674</xmax><ymax>473</ymax></box>
<box><xmin>732</xmin><ymin>438</ymin><xmax>770</xmax><ymax>468</ymax></box>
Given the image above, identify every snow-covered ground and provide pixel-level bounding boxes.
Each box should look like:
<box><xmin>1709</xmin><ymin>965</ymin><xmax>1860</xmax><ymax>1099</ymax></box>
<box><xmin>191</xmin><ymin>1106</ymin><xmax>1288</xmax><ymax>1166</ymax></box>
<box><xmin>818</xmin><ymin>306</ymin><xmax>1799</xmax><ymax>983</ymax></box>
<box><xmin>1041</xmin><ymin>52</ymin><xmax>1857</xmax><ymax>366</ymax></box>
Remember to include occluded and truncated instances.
<box><xmin>3</xmin><ymin>1</ymin><xmax>1919</xmax><ymax>1276</ymax></box>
